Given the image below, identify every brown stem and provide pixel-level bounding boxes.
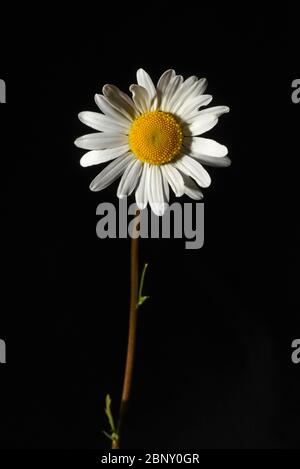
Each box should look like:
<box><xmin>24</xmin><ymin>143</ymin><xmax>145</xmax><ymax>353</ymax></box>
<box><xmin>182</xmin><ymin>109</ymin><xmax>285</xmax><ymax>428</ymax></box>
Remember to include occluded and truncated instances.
<box><xmin>112</xmin><ymin>210</ymin><xmax>140</xmax><ymax>449</ymax></box>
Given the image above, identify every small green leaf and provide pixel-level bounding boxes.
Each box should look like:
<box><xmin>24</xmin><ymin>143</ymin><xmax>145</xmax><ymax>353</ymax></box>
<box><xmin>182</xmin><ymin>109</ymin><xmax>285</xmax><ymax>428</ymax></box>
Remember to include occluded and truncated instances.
<box><xmin>103</xmin><ymin>394</ymin><xmax>119</xmax><ymax>444</ymax></box>
<box><xmin>102</xmin><ymin>430</ymin><xmax>113</xmax><ymax>441</ymax></box>
<box><xmin>138</xmin><ymin>295</ymin><xmax>150</xmax><ymax>307</ymax></box>
<box><xmin>105</xmin><ymin>394</ymin><xmax>115</xmax><ymax>432</ymax></box>
<box><xmin>137</xmin><ymin>263</ymin><xmax>150</xmax><ymax>308</ymax></box>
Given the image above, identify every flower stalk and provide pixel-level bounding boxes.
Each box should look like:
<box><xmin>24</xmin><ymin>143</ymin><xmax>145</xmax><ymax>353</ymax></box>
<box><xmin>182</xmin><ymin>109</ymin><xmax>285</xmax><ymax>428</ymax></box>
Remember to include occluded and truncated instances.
<box><xmin>114</xmin><ymin>211</ymin><xmax>140</xmax><ymax>449</ymax></box>
<box><xmin>104</xmin><ymin>210</ymin><xmax>149</xmax><ymax>449</ymax></box>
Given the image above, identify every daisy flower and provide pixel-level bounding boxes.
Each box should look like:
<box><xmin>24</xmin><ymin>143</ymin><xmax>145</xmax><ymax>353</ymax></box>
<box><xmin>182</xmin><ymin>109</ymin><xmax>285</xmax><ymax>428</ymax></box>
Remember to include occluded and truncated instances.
<box><xmin>75</xmin><ymin>69</ymin><xmax>230</xmax><ymax>216</ymax></box>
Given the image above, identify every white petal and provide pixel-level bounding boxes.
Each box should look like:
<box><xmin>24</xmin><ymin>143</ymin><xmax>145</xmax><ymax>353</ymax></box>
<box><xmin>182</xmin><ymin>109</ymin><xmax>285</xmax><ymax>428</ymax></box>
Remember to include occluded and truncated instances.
<box><xmin>156</xmin><ymin>69</ymin><xmax>175</xmax><ymax>104</ymax></box>
<box><xmin>135</xmin><ymin>163</ymin><xmax>149</xmax><ymax>210</ymax></box>
<box><xmin>80</xmin><ymin>145</ymin><xmax>129</xmax><ymax>167</ymax></box>
<box><xmin>148</xmin><ymin>165</ymin><xmax>167</xmax><ymax>216</ymax></box>
<box><xmin>176</xmin><ymin>94</ymin><xmax>213</xmax><ymax>120</ymax></box>
<box><xmin>160</xmin><ymin>164</ymin><xmax>184</xmax><ymax>196</ymax></box>
<box><xmin>192</xmin><ymin>155</ymin><xmax>231</xmax><ymax>167</ymax></box>
<box><xmin>89</xmin><ymin>153</ymin><xmax>133</xmax><ymax>192</ymax></box>
<box><xmin>103</xmin><ymin>84</ymin><xmax>136</xmax><ymax>121</ymax></box>
<box><xmin>185</xmin><ymin>137</ymin><xmax>228</xmax><ymax>157</ymax></box>
<box><xmin>136</xmin><ymin>69</ymin><xmax>157</xmax><ymax>109</ymax></box>
<box><xmin>174</xmin><ymin>155</ymin><xmax>211</xmax><ymax>188</ymax></box>
<box><xmin>129</xmin><ymin>84</ymin><xmax>151</xmax><ymax>114</ymax></box>
<box><xmin>117</xmin><ymin>158</ymin><xmax>142</xmax><ymax>198</ymax></box>
<box><xmin>74</xmin><ymin>132</ymin><xmax>128</xmax><ymax>150</ymax></box>
<box><xmin>78</xmin><ymin>111</ymin><xmax>129</xmax><ymax>133</ymax></box>
<box><xmin>167</xmin><ymin>75</ymin><xmax>198</xmax><ymax>113</ymax></box>
<box><xmin>189</xmin><ymin>105</ymin><xmax>230</xmax><ymax>119</ymax></box>
<box><xmin>196</xmin><ymin>77</ymin><xmax>208</xmax><ymax>95</ymax></box>
<box><xmin>184</xmin><ymin>115</ymin><xmax>218</xmax><ymax>136</ymax></box>
<box><xmin>95</xmin><ymin>94</ymin><xmax>132</xmax><ymax>126</ymax></box>
<box><xmin>182</xmin><ymin>174</ymin><xmax>204</xmax><ymax>200</ymax></box>
<box><xmin>162</xmin><ymin>173</ymin><xmax>170</xmax><ymax>202</ymax></box>
<box><xmin>161</xmin><ymin>74</ymin><xmax>183</xmax><ymax>112</ymax></box>
<box><xmin>182</xmin><ymin>76</ymin><xmax>198</xmax><ymax>88</ymax></box>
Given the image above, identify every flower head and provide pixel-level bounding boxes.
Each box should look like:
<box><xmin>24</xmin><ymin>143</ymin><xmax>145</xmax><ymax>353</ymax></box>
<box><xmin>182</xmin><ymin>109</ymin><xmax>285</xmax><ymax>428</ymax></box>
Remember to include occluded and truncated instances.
<box><xmin>75</xmin><ymin>69</ymin><xmax>230</xmax><ymax>215</ymax></box>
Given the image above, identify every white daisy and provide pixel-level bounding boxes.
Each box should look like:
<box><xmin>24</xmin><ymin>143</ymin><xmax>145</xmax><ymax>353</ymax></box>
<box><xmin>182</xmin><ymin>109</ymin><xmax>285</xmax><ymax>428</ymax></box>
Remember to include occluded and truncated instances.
<box><xmin>75</xmin><ymin>69</ymin><xmax>230</xmax><ymax>216</ymax></box>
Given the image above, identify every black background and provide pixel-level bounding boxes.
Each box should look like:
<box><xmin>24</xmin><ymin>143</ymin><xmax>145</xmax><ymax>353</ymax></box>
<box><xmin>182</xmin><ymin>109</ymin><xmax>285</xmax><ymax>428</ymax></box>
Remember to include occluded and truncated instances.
<box><xmin>0</xmin><ymin>6</ymin><xmax>300</xmax><ymax>449</ymax></box>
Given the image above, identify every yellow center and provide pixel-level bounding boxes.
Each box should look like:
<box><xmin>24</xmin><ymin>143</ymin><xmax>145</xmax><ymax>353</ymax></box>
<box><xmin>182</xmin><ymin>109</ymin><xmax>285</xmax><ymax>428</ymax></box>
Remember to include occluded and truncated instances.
<box><xmin>128</xmin><ymin>111</ymin><xmax>183</xmax><ymax>165</ymax></box>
